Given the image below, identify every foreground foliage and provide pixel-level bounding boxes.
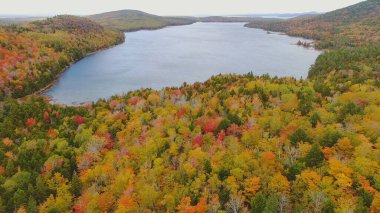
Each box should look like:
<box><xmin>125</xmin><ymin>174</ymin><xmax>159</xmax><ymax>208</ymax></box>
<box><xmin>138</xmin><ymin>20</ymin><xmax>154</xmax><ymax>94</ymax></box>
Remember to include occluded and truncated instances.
<box><xmin>1</xmin><ymin>73</ymin><xmax>380</xmax><ymax>212</ymax></box>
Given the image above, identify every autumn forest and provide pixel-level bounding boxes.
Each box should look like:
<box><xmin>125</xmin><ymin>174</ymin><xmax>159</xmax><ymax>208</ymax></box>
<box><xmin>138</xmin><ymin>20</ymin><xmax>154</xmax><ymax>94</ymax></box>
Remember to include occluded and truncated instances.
<box><xmin>1</xmin><ymin>0</ymin><xmax>380</xmax><ymax>212</ymax></box>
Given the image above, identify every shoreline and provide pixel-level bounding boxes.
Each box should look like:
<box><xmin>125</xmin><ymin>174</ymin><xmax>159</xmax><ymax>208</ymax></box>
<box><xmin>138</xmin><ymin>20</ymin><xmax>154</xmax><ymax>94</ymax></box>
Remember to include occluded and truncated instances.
<box><xmin>243</xmin><ymin>23</ymin><xmax>326</xmax><ymax>51</ymax></box>
<box><xmin>22</xmin><ymin>41</ymin><xmax>126</xmax><ymax>102</ymax></box>
<box><xmin>120</xmin><ymin>22</ymin><xmax>196</xmax><ymax>33</ymax></box>
<box><xmin>29</xmin><ymin>22</ymin><xmax>320</xmax><ymax>105</ymax></box>
<box><xmin>22</xmin><ymin>22</ymin><xmax>197</xmax><ymax>101</ymax></box>
<box><xmin>243</xmin><ymin>24</ymin><xmax>320</xmax><ymax>51</ymax></box>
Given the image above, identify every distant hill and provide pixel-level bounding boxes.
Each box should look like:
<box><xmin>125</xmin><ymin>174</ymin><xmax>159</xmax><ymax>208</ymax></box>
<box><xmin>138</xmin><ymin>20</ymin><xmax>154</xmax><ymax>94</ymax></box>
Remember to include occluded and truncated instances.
<box><xmin>240</xmin><ymin>12</ymin><xmax>320</xmax><ymax>19</ymax></box>
<box><xmin>0</xmin><ymin>16</ymin><xmax>45</xmax><ymax>25</ymax></box>
<box><xmin>246</xmin><ymin>0</ymin><xmax>380</xmax><ymax>49</ymax></box>
<box><xmin>88</xmin><ymin>10</ymin><xmax>195</xmax><ymax>32</ymax></box>
<box><xmin>312</xmin><ymin>0</ymin><xmax>380</xmax><ymax>23</ymax></box>
<box><xmin>196</xmin><ymin>16</ymin><xmax>264</xmax><ymax>23</ymax></box>
<box><xmin>29</xmin><ymin>15</ymin><xmax>106</xmax><ymax>34</ymax></box>
<box><xmin>88</xmin><ymin>9</ymin><xmax>285</xmax><ymax>32</ymax></box>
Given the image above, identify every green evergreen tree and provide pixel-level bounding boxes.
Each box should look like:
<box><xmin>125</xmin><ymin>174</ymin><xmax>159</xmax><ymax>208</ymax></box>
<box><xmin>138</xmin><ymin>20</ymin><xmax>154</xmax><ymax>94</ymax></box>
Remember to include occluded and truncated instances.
<box><xmin>358</xmin><ymin>188</ymin><xmax>373</xmax><ymax>207</ymax></box>
<box><xmin>354</xmin><ymin>197</ymin><xmax>369</xmax><ymax>213</ymax></box>
<box><xmin>12</xmin><ymin>189</ymin><xmax>27</xmax><ymax>210</ymax></box>
<box><xmin>319</xmin><ymin>130</ymin><xmax>342</xmax><ymax>147</ymax></box>
<box><xmin>305</xmin><ymin>143</ymin><xmax>324</xmax><ymax>167</ymax></box>
<box><xmin>204</xmin><ymin>160</ymin><xmax>212</xmax><ymax>174</ymax></box>
<box><xmin>27</xmin><ymin>184</ymin><xmax>35</xmax><ymax>197</ymax></box>
<box><xmin>70</xmin><ymin>171</ymin><xmax>82</xmax><ymax>197</ymax></box>
<box><xmin>26</xmin><ymin>196</ymin><xmax>38</xmax><ymax>213</ymax></box>
<box><xmin>290</xmin><ymin>128</ymin><xmax>311</xmax><ymax>146</ymax></box>
<box><xmin>286</xmin><ymin>164</ymin><xmax>302</xmax><ymax>181</ymax></box>
<box><xmin>0</xmin><ymin>197</ymin><xmax>6</xmax><ymax>213</ymax></box>
<box><xmin>338</xmin><ymin>102</ymin><xmax>363</xmax><ymax>122</ymax></box>
<box><xmin>299</xmin><ymin>99</ymin><xmax>312</xmax><ymax>116</ymax></box>
<box><xmin>35</xmin><ymin>175</ymin><xmax>49</xmax><ymax>202</ymax></box>
<box><xmin>263</xmin><ymin>195</ymin><xmax>278</xmax><ymax>213</ymax></box>
<box><xmin>216</xmin><ymin>119</ymin><xmax>231</xmax><ymax>133</ymax></box>
<box><xmin>227</xmin><ymin>114</ymin><xmax>242</xmax><ymax>125</ymax></box>
<box><xmin>5</xmin><ymin>159</ymin><xmax>16</xmax><ymax>177</ymax></box>
<box><xmin>250</xmin><ymin>192</ymin><xmax>266</xmax><ymax>213</ymax></box>
<box><xmin>322</xmin><ymin>199</ymin><xmax>335</xmax><ymax>213</ymax></box>
<box><xmin>309</xmin><ymin>113</ymin><xmax>321</xmax><ymax>128</ymax></box>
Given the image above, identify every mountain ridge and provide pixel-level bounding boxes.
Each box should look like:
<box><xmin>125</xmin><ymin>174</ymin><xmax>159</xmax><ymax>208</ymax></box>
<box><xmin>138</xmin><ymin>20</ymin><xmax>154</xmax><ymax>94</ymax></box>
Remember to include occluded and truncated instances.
<box><xmin>246</xmin><ymin>0</ymin><xmax>380</xmax><ymax>49</ymax></box>
<box><xmin>87</xmin><ymin>9</ymin><xmax>196</xmax><ymax>32</ymax></box>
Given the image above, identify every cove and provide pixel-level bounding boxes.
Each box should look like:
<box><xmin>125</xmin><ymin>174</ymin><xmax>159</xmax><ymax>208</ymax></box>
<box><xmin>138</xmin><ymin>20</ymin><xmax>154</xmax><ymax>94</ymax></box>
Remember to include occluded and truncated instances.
<box><xmin>45</xmin><ymin>22</ymin><xmax>321</xmax><ymax>105</ymax></box>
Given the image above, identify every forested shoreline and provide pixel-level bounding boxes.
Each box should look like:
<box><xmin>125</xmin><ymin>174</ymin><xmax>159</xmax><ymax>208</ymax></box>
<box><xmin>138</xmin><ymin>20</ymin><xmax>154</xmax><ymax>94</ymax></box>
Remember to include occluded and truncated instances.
<box><xmin>0</xmin><ymin>15</ymin><xmax>124</xmax><ymax>99</ymax></box>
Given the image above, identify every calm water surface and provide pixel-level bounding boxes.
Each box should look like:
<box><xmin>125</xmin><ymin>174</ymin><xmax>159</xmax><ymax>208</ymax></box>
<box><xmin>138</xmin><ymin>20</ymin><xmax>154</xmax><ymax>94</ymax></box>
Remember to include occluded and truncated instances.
<box><xmin>45</xmin><ymin>23</ymin><xmax>321</xmax><ymax>105</ymax></box>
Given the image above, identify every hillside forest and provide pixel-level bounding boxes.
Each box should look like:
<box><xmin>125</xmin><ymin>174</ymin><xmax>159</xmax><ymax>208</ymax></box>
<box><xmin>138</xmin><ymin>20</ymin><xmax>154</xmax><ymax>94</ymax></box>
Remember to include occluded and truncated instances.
<box><xmin>0</xmin><ymin>15</ymin><xmax>124</xmax><ymax>99</ymax></box>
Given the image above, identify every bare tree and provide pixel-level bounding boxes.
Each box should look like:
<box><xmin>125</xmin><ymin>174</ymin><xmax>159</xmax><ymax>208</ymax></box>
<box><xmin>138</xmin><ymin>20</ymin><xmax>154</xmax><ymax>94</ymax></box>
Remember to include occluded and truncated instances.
<box><xmin>284</xmin><ymin>145</ymin><xmax>300</xmax><ymax>166</ymax></box>
<box><xmin>309</xmin><ymin>191</ymin><xmax>326</xmax><ymax>213</ymax></box>
<box><xmin>278</xmin><ymin>194</ymin><xmax>291</xmax><ymax>213</ymax></box>
<box><xmin>226</xmin><ymin>193</ymin><xmax>244</xmax><ymax>213</ymax></box>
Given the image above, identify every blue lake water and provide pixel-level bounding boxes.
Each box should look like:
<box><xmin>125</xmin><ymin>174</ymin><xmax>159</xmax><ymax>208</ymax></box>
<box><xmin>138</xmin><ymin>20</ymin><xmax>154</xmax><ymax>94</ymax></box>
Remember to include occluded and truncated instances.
<box><xmin>45</xmin><ymin>22</ymin><xmax>321</xmax><ymax>105</ymax></box>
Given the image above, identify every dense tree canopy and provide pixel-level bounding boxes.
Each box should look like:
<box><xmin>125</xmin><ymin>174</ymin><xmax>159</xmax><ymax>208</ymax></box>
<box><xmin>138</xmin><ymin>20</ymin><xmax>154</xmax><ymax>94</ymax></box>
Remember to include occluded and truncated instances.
<box><xmin>1</xmin><ymin>72</ymin><xmax>380</xmax><ymax>212</ymax></box>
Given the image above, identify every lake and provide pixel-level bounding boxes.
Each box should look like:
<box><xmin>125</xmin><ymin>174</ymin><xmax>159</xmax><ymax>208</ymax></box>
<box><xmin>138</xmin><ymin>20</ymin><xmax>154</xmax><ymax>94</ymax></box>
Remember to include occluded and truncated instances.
<box><xmin>45</xmin><ymin>22</ymin><xmax>321</xmax><ymax>105</ymax></box>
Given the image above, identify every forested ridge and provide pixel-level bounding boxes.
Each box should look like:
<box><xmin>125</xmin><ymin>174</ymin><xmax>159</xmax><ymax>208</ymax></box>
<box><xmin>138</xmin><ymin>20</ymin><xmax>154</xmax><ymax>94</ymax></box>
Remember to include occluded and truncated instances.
<box><xmin>88</xmin><ymin>10</ymin><xmax>196</xmax><ymax>32</ymax></box>
<box><xmin>0</xmin><ymin>15</ymin><xmax>124</xmax><ymax>99</ymax></box>
<box><xmin>86</xmin><ymin>10</ymin><xmax>264</xmax><ymax>32</ymax></box>
<box><xmin>245</xmin><ymin>0</ymin><xmax>380</xmax><ymax>49</ymax></box>
<box><xmin>0</xmin><ymin>1</ymin><xmax>380</xmax><ymax>212</ymax></box>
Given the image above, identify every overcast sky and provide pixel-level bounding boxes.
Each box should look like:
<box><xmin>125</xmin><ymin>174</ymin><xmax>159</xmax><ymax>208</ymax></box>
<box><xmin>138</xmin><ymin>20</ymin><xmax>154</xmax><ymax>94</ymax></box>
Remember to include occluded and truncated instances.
<box><xmin>0</xmin><ymin>0</ymin><xmax>365</xmax><ymax>16</ymax></box>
